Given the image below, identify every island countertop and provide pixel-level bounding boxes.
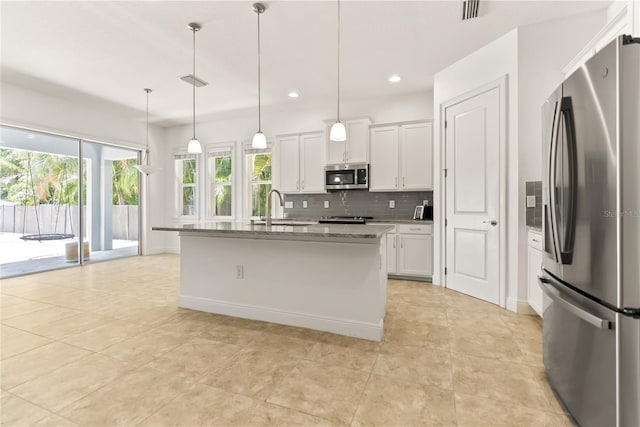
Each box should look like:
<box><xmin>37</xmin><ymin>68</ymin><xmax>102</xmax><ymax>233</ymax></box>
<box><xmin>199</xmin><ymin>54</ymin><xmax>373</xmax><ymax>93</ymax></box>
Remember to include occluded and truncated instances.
<box><xmin>152</xmin><ymin>221</ymin><xmax>394</xmax><ymax>243</ymax></box>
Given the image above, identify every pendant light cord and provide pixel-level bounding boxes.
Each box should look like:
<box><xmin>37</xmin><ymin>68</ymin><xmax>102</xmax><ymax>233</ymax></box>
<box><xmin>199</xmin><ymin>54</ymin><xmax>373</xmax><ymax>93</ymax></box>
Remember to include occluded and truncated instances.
<box><xmin>145</xmin><ymin>90</ymin><xmax>150</xmax><ymax>164</ymax></box>
<box><xmin>192</xmin><ymin>26</ymin><xmax>196</xmax><ymax>140</ymax></box>
<box><xmin>336</xmin><ymin>0</ymin><xmax>341</xmax><ymax>121</ymax></box>
<box><xmin>257</xmin><ymin>9</ymin><xmax>262</xmax><ymax>132</ymax></box>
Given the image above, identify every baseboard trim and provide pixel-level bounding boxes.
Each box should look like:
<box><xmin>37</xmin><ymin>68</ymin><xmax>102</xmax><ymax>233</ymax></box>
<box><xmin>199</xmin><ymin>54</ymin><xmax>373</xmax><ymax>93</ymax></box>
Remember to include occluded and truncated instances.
<box><xmin>506</xmin><ymin>297</ymin><xmax>518</xmax><ymax>313</ymax></box>
<box><xmin>517</xmin><ymin>301</ymin><xmax>538</xmax><ymax>316</ymax></box>
<box><xmin>178</xmin><ymin>294</ymin><xmax>383</xmax><ymax>341</ymax></box>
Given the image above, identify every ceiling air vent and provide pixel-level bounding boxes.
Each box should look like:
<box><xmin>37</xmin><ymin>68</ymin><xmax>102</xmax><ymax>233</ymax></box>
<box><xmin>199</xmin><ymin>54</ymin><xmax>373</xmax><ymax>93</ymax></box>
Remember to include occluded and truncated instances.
<box><xmin>180</xmin><ymin>74</ymin><xmax>208</xmax><ymax>87</ymax></box>
<box><xmin>460</xmin><ymin>0</ymin><xmax>480</xmax><ymax>21</ymax></box>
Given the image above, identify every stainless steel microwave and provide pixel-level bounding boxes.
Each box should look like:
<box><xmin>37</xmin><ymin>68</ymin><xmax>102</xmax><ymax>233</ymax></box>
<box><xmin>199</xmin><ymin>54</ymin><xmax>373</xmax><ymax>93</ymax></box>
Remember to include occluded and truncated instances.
<box><xmin>324</xmin><ymin>163</ymin><xmax>369</xmax><ymax>190</ymax></box>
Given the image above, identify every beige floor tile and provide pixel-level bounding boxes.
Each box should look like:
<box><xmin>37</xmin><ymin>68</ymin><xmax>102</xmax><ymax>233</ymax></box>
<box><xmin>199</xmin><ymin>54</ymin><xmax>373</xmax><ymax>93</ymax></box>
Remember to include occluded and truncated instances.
<box><xmin>10</xmin><ymin>353</ymin><xmax>132</xmax><ymax>412</ymax></box>
<box><xmin>449</xmin><ymin>327</ymin><xmax>542</xmax><ymax>366</ymax></box>
<box><xmin>202</xmin><ymin>346</ymin><xmax>299</xmax><ymax>399</ymax></box>
<box><xmin>155</xmin><ymin>315</ymin><xmax>217</xmax><ymax>336</ymax></box>
<box><xmin>0</xmin><ymin>391</ymin><xmax>57</xmax><ymax>426</ymax></box>
<box><xmin>1</xmin><ymin>342</ymin><xmax>91</xmax><ymax>390</ymax></box>
<box><xmin>138</xmin><ymin>383</ymin><xmax>255</xmax><ymax>426</ymax></box>
<box><xmin>32</xmin><ymin>413</ymin><xmax>77</xmax><ymax>426</ymax></box>
<box><xmin>58</xmin><ymin>367</ymin><xmax>193</xmax><ymax>426</ymax></box>
<box><xmin>352</xmin><ymin>374</ymin><xmax>456</xmax><ymax>427</ymax></box>
<box><xmin>197</xmin><ymin>322</ymin><xmax>265</xmax><ymax>347</ymax></box>
<box><xmin>1</xmin><ymin>300</ymin><xmax>53</xmax><ymax>320</ymax></box>
<box><xmin>266</xmin><ymin>359</ymin><xmax>370</xmax><ymax>424</ymax></box>
<box><xmin>373</xmin><ymin>342</ymin><xmax>452</xmax><ymax>389</ymax></box>
<box><xmin>120</xmin><ymin>305</ymin><xmax>195</xmax><ymax>327</ymax></box>
<box><xmin>0</xmin><ymin>295</ymin><xmax>30</xmax><ymax>308</ymax></box>
<box><xmin>304</xmin><ymin>339</ymin><xmax>378</xmax><ymax>372</ymax></box>
<box><xmin>100</xmin><ymin>328</ymin><xmax>187</xmax><ymax>366</ymax></box>
<box><xmin>451</xmin><ymin>353</ymin><xmax>554</xmax><ymax>412</ymax></box>
<box><xmin>446</xmin><ymin>309</ymin><xmax>511</xmax><ymax>336</ymax></box>
<box><xmin>2</xmin><ymin>306</ymin><xmax>81</xmax><ymax>331</ymax></box>
<box><xmin>386</xmin><ymin>301</ymin><xmax>448</xmax><ymax>326</ymax></box>
<box><xmin>0</xmin><ymin>325</ymin><xmax>52</xmax><ymax>360</ymax></box>
<box><xmin>455</xmin><ymin>392</ymin><xmax>572</xmax><ymax>427</ymax></box>
<box><xmin>61</xmin><ymin>319</ymin><xmax>149</xmax><ymax>351</ymax></box>
<box><xmin>146</xmin><ymin>337</ymin><xmax>242</xmax><ymax>381</ymax></box>
<box><xmin>383</xmin><ymin>318</ymin><xmax>450</xmax><ymax>351</ymax></box>
<box><xmin>24</xmin><ymin>312</ymin><xmax>112</xmax><ymax>340</ymax></box>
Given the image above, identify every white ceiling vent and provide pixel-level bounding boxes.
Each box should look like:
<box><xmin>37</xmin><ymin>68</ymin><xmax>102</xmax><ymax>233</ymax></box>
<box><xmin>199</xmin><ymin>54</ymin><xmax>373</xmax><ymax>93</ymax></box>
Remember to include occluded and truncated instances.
<box><xmin>460</xmin><ymin>0</ymin><xmax>480</xmax><ymax>21</ymax></box>
<box><xmin>180</xmin><ymin>74</ymin><xmax>208</xmax><ymax>87</ymax></box>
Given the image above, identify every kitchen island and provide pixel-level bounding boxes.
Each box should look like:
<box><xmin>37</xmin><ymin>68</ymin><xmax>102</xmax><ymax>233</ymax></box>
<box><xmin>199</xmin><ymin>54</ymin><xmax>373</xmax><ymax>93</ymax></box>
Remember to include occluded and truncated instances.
<box><xmin>152</xmin><ymin>222</ymin><xmax>393</xmax><ymax>341</ymax></box>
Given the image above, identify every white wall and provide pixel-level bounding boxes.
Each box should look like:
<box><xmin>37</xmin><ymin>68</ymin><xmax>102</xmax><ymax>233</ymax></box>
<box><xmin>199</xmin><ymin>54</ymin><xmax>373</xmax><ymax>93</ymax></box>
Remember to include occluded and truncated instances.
<box><xmin>161</xmin><ymin>91</ymin><xmax>433</xmax><ymax>252</ymax></box>
<box><xmin>432</xmin><ymin>9</ymin><xmax>606</xmax><ymax>310</ymax></box>
<box><xmin>432</xmin><ymin>29</ymin><xmax>519</xmax><ymax>304</ymax></box>
<box><xmin>0</xmin><ymin>82</ymin><xmax>167</xmax><ymax>255</ymax></box>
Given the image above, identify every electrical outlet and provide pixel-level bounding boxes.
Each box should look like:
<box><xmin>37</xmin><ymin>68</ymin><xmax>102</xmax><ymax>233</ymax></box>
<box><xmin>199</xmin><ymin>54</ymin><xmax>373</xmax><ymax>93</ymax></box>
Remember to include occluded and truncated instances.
<box><xmin>324</xmin><ymin>201</ymin><xmax>330</xmax><ymax>209</ymax></box>
<box><xmin>236</xmin><ymin>265</ymin><xmax>244</xmax><ymax>279</ymax></box>
<box><xmin>284</xmin><ymin>201</ymin><xmax>293</xmax><ymax>209</ymax></box>
<box><xmin>526</xmin><ymin>196</ymin><xmax>536</xmax><ymax>208</ymax></box>
<box><xmin>389</xmin><ymin>200</ymin><xmax>395</xmax><ymax>209</ymax></box>
<box><xmin>303</xmin><ymin>200</ymin><xmax>308</xmax><ymax>208</ymax></box>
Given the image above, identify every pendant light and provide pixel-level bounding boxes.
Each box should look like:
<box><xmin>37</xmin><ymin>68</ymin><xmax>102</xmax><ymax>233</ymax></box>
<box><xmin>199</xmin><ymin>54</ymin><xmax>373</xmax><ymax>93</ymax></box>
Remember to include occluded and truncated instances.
<box><xmin>187</xmin><ymin>22</ymin><xmax>202</xmax><ymax>154</ymax></box>
<box><xmin>329</xmin><ymin>0</ymin><xmax>346</xmax><ymax>142</ymax></box>
<box><xmin>135</xmin><ymin>88</ymin><xmax>159</xmax><ymax>175</ymax></box>
<box><xmin>251</xmin><ymin>3</ymin><xmax>267</xmax><ymax>149</ymax></box>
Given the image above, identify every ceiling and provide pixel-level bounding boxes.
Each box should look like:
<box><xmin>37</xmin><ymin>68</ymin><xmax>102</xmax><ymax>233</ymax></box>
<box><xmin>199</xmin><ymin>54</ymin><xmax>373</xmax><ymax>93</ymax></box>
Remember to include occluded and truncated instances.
<box><xmin>1</xmin><ymin>1</ymin><xmax>610</xmax><ymax>127</ymax></box>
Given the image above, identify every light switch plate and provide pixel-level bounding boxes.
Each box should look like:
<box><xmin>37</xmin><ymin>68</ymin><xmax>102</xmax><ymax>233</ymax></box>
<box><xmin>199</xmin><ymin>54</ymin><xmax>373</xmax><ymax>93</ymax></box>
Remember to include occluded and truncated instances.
<box><xmin>324</xmin><ymin>201</ymin><xmax>330</xmax><ymax>209</ymax></box>
<box><xmin>284</xmin><ymin>201</ymin><xmax>294</xmax><ymax>209</ymax></box>
<box><xmin>423</xmin><ymin>200</ymin><xmax>429</xmax><ymax>206</ymax></box>
<box><xmin>389</xmin><ymin>200</ymin><xmax>395</xmax><ymax>209</ymax></box>
<box><xmin>526</xmin><ymin>195</ymin><xmax>536</xmax><ymax>208</ymax></box>
<box><xmin>302</xmin><ymin>201</ymin><xmax>308</xmax><ymax>208</ymax></box>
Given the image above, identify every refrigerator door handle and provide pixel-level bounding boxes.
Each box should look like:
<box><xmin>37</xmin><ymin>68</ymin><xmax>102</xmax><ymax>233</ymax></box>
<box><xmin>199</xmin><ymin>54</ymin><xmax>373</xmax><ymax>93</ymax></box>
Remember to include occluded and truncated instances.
<box><xmin>548</xmin><ymin>100</ymin><xmax>562</xmax><ymax>261</ymax></box>
<box><xmin>539</xmin><ymin>276</ymin><xmax>613</xmax><ymax>329</ymax></box>
<box><xmin>558</xmin><ymin>96</ymin><xmax>578</xmax><ymax>264</ymax></box>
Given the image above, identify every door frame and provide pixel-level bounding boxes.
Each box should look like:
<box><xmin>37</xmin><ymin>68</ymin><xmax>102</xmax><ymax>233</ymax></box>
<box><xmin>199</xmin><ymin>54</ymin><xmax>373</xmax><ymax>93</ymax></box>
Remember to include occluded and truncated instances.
<box><xmin>439</xmin><ymin>76</ymin><xmax>508</xmax><ymax>308</ymax></box>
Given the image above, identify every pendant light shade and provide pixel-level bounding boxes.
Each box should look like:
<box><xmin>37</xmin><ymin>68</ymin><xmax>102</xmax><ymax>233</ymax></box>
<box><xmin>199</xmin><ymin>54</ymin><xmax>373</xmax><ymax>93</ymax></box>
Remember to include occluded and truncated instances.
<box><xmin>135</xmin><ymin>88</ymin><xmax>159</xmax><ymax>176</ymax></box>
<box><xmin>187</xmin><ymin>22</ymin><xmax>202</xmax><ymax>154</ymax></box>
<box><xmin>252</xmin><ymin>3</ymin><xmax>267</xmax><ymax>149</ymax></box>
<box><xmin>330</xmin><ymin>0</ymin><xmax>346</xmax><ymax>142</ymax></box>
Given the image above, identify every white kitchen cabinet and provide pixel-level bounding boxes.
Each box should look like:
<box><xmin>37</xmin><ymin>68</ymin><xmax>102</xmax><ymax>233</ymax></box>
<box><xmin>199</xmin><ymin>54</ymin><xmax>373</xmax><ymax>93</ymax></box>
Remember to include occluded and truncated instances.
<box><xmin>387</xmin><ymin>234</ymin><xmax>397</xmax><ymax>274</ymax></box>
<box><xmin>276</xmin><ymin>132</ymin><xmax>325</xmax><ymax>194</ymax></box>
<box><xmin>369</xmin><ymin>121</ymin><xmax>433</xmax><ymax>192</ymax></box>
<box><xmin>326</xmin><ymin>117</ymin><xmax>372</xmax><ymax>164</ymax></box>
<box><xmin>400</xmin><ymin>122</ymin><xmax>433</xmax><ymax>190</ymax></box>
<box><xmin>369</xmin><ymin>126</ymin><xmax>399</xmax><ymax>190</ymax></box>
<box><xmin>527</xmin><ymin>229</ymin><xmax>543</xmax><ymax>317</ymax></box>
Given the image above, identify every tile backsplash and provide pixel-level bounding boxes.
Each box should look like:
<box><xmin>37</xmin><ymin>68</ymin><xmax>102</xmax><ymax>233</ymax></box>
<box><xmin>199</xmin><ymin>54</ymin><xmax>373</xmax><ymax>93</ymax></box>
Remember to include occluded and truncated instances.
<box><xmin>526</xmin><ymin>181</ymin><xmax>542</xmax><ymax>229</ymax></box>
<box><xmin>284</xmin><ymin>191</ymin><xmax>433</xmax><ymax>220</ymax></box>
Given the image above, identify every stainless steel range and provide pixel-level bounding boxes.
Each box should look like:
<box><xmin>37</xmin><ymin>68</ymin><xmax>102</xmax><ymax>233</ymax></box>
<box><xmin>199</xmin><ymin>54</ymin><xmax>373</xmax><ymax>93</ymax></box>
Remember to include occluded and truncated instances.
<box><xmin>318</xmin><ymin>216</ymin><xmax>373</xmax><ymax>224</ymax></box>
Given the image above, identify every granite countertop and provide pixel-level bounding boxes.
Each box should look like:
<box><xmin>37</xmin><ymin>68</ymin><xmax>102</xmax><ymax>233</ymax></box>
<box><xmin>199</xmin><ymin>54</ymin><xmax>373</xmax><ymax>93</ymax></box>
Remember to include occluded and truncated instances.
<box><xmin>527</xmin><ymin>226</ymin><xmax>543</xmax><ymax>233</ymax></box>
<box><xmin>367</xmin><ymin>219</ymin><xmax>433</xmax><ymax>225</ymax></box>
<box><xmin>152</xmin><ymin>221</ymin><xmax>394</xmax><ymax>243</ymax></box>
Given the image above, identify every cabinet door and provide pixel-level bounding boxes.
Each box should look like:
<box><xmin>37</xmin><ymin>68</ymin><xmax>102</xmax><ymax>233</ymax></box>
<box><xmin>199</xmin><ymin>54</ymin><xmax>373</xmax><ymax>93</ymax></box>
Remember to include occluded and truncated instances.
<box><xmin>326</xmin><ymin>135</ymin><xmax>346</xmax><ymax>165</ymax></box>
<box><xmin>277</xmin><ymin>135</ymin><xmax>300</xmax><ymax>193</ymax></box>
<box><xmin>369</xmin><ymin>126</ymin><xmax>399</xmax><ymax>191</ymax></box>
<box><xmin>400</xmin><ymin>122</ymin><xmax>433</xmax><ymax>190</ymax></box>
<box><xmin>387</xmin><ymin>234</ymin><xmax>397</xmax><ymax>274</ymax></box>
<box><xmin>528</xmin><ymin>245</ymin><xmax>543</xmax><ymax>317</ymax></box>
<box><xmin>300</xmin><ymin>133</ymin><xmax>325</xmax><ymax>193</ymax></box>
<box><xmin>345</xmin><ymin>119</ymin><xmax>370</xmax><ymax>163</ymax></box>
<box><xmin>398</xmin><ymin>234</ymin><xmax>433</xmax><ymax>277</ymax></box>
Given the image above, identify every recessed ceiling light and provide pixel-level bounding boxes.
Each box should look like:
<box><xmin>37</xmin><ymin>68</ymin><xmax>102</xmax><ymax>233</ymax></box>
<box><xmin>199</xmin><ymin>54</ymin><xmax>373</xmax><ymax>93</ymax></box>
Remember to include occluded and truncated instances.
<box><xmin>26</xmin><ymin>134</ymin><xmax>35</xmax><ymax>139</ymax></box>
<box><xmin>288</xmin><ymin>92</ymin><xmax>300</xmax><ymax>98</ymax></box>
<box><xmin>389</xmin><ymin>75</ymin><xmax>401</xmax><ymax>83</ymax></box>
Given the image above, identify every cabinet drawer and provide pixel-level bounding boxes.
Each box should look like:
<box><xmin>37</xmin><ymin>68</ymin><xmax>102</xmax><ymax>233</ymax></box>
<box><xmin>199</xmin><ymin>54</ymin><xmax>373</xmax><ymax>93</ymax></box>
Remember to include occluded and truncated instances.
<box><xmin>528</xmin><ymin>230</ymin><xmax>542</xmax><ymax>250</ymax></box>
<box><xmin>398</xmin><ymin>224</ymin><xmax>432</xmax><ymax>235</ymax></box>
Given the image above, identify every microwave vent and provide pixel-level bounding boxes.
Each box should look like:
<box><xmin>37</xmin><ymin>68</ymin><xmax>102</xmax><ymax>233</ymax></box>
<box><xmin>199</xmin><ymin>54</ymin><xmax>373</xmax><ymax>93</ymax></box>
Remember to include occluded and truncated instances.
<box><xmin>460</xmin><ymin>0</ymin><xmax>480</xmax><ymax>21</ymax></box>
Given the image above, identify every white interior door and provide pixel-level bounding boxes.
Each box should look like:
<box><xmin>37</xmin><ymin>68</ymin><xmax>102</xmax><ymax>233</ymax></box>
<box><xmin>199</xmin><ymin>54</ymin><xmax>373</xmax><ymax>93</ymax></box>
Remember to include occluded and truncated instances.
<box><xmin>445</xmin><ymin>88</ymin><xmax>501</xmax><ymax>304</ymax></box>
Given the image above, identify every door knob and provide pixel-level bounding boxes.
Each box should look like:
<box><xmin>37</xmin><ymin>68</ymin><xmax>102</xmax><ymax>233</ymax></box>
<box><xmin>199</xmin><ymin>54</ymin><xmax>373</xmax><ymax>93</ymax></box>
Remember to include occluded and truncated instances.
<box><xmin>483</xmin><ymin>220</ymin><xmax>498</xmax><ymax>226</ymax></box>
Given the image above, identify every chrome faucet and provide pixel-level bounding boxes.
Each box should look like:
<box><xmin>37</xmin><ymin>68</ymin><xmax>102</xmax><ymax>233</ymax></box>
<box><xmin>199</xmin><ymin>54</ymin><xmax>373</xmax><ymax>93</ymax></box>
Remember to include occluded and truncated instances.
<box><xmin>265</xmin><ymin>188</ymin><xmax>284</xmax><ymax>227</ymax></box>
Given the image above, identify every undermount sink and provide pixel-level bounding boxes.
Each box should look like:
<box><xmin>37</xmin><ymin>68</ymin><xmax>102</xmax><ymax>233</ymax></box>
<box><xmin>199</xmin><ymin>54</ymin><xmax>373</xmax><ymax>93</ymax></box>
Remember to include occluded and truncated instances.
<box><xmin>250</xmin><ymin>220</ymin><xmax>315</xmax><ymax>227</ymax></box>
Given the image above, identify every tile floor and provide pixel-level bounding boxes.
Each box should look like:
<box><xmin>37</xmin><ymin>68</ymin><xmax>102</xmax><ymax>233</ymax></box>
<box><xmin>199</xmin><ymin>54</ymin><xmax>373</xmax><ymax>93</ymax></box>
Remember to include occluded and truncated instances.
<box><xmin>0</xmin><ymin>254</ymin><xmax>570</xmax><ymax>426</ymax></box>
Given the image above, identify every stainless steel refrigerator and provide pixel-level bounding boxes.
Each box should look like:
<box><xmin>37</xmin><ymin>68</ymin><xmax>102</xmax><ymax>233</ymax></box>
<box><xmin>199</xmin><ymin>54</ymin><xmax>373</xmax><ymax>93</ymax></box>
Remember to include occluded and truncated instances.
<box><xmin>540</xmin><ymin>34</ymin><xmax>639</xmax><ymax>427</ymax></box>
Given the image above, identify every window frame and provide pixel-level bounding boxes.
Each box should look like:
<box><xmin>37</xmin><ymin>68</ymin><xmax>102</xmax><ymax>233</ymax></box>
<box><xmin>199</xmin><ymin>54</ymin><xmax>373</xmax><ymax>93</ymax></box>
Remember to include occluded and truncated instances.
<box><xmin>174</xmin><ymin>152</ymin><xmax>198</xmax><ymax>219</ymax></box>
<box><xmin>243</xmin><ymin>143</ymin><xmax>273</xmax><ymax>219</ymax></box>
<box><xmin>205</xmin><ymin>144</ymin><xmax>234</xmax><ymax>220</ymax></box>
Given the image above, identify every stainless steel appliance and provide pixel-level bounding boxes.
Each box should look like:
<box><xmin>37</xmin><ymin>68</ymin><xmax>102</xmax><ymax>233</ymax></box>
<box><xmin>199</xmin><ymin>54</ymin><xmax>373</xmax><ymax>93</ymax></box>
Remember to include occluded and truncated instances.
<box><xmin>540</xmin><ymin>35</ymin><xmax>640</xmax><ymax>427</ymax></box>
<box><xmin>318</xmin><ymin>216</ymin><xmax>372</xmax><ymax>224</ymax></box>
<box><xmin>324</xmin><ymin>163</ymin><xmax>368</xmax><ymax>190</ymax></box>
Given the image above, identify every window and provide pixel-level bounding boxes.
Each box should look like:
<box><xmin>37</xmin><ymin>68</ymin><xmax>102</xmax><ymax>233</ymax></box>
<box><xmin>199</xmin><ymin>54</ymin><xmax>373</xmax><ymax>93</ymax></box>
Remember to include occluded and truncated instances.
<box><xmin>174</xmin><ymin>154</ymin><xmax>197</xmax><ymax>217</ymax></box>
<box><xmin>207</xmin><ymin>148</ymin><xmax>233</xmax><ymax>217</ymax></box>
<box><xmin>244</xmin><ymin>147</ymin><xmax>272</xmax><ymax>218</ymax></box>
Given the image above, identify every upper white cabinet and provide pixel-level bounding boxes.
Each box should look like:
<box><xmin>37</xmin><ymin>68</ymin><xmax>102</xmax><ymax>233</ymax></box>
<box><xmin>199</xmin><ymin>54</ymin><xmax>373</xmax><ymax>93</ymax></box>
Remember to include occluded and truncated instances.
<box><xmin>276</xmin><ymin>132</ymin><xmax>325</xmax><ymax>194</ymax></box>
<box><xmin>326</xmin><ymin>117</ymin><xmax>372</xmax><ymax>164</ymax></box>
<box><xmin>369</xmin><ymin>121</ymin><xmax>433</xmax><ymax>192</ymax></box>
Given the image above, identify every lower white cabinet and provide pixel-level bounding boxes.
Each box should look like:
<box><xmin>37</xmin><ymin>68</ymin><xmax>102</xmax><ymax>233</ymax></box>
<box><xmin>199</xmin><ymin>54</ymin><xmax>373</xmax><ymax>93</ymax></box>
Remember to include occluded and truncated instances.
<box><xmin>527</xmin><ymin>229</ymin><xmax>543</xmax><ymax>317</ymax></box>
<box><xmin>372</xmin><ymin>223</ymin><xmax>432</xmax><ymax>279</ymax></box>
